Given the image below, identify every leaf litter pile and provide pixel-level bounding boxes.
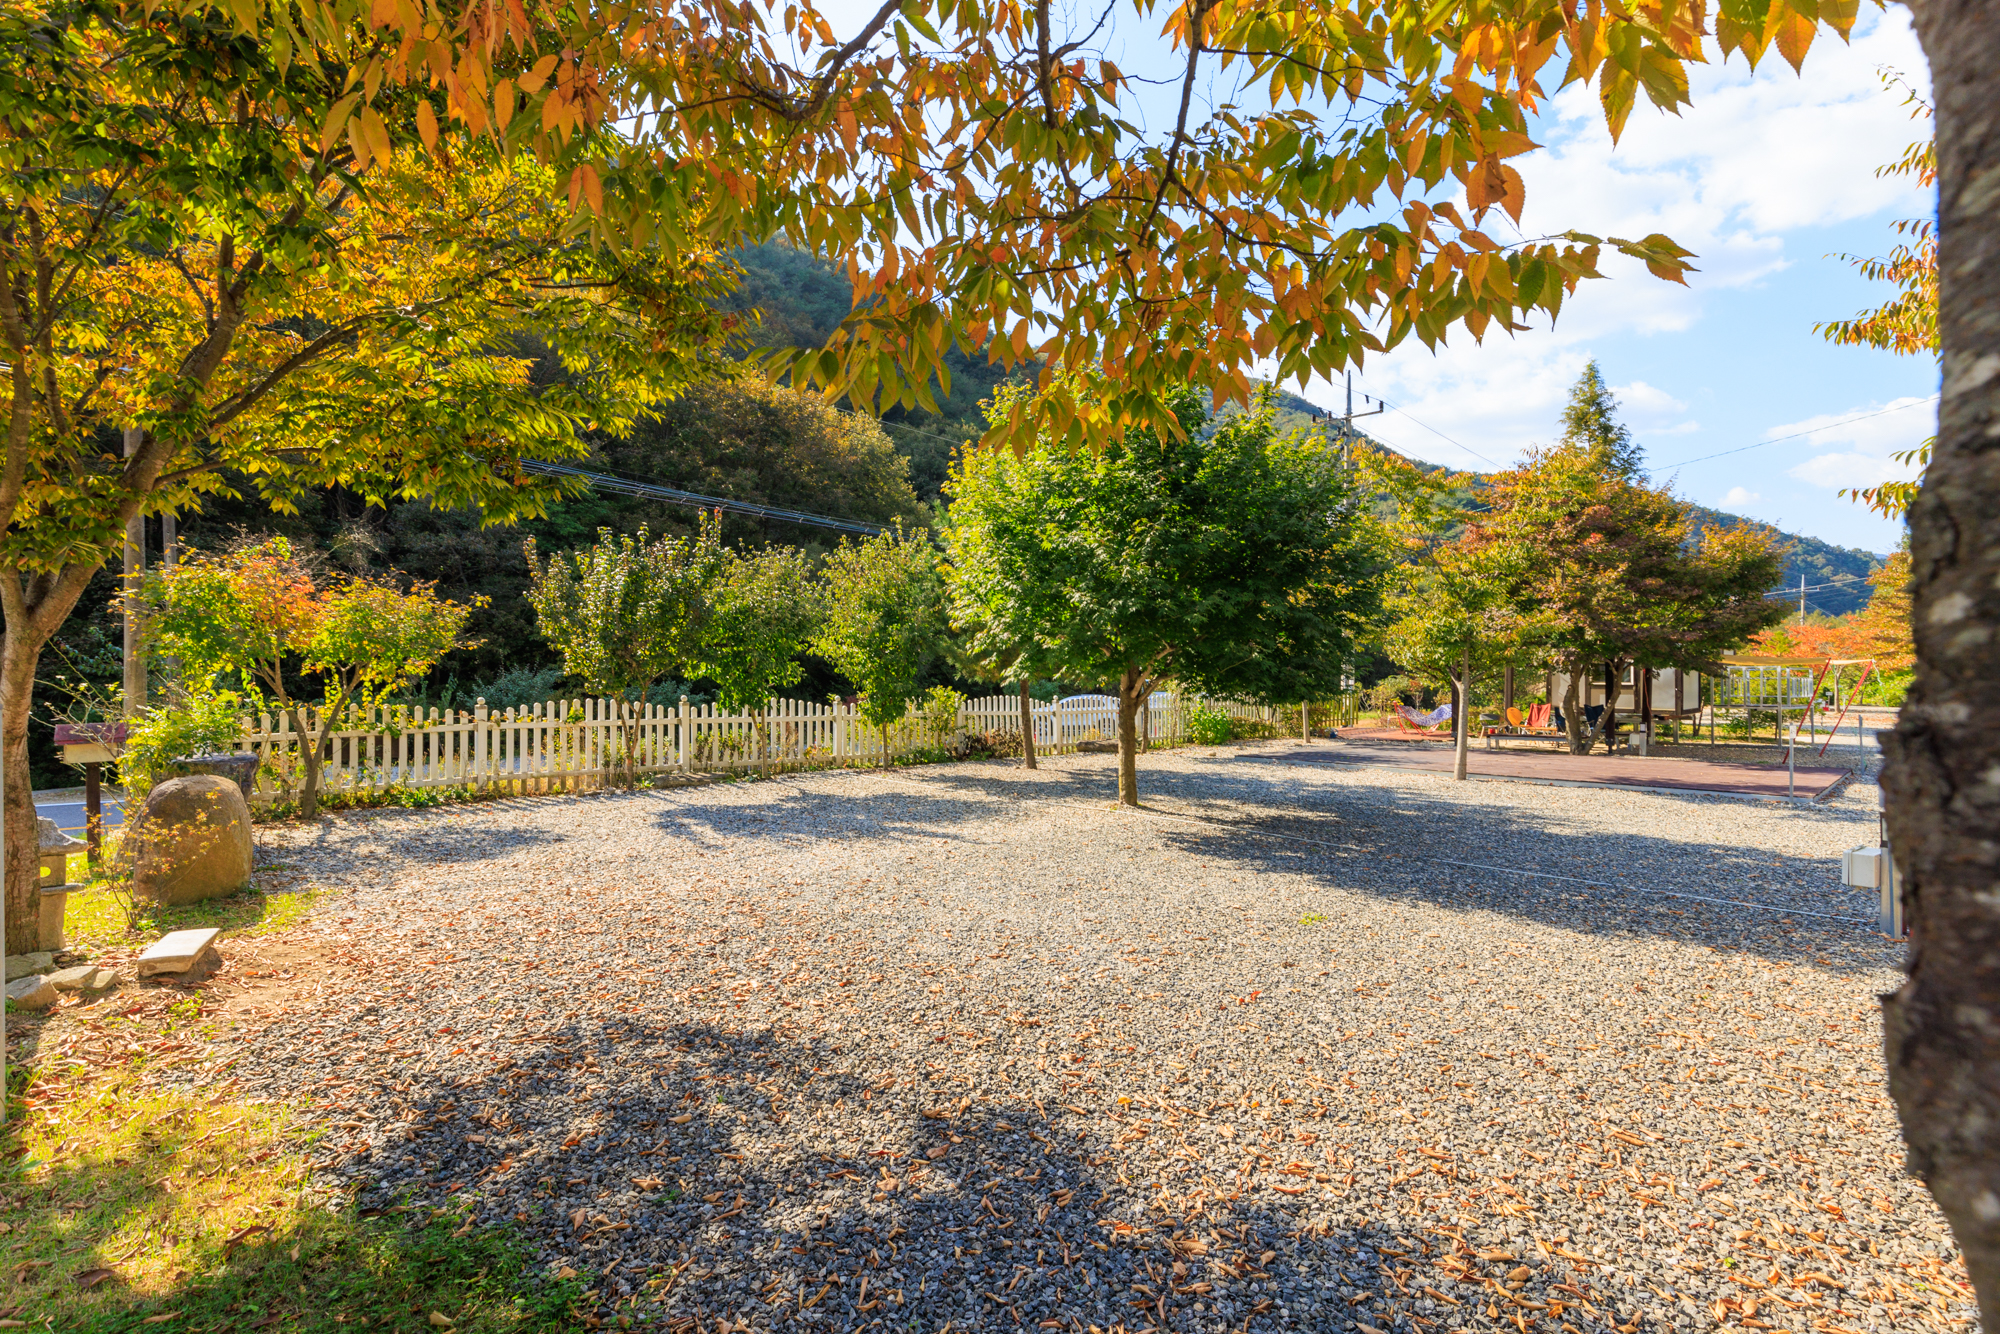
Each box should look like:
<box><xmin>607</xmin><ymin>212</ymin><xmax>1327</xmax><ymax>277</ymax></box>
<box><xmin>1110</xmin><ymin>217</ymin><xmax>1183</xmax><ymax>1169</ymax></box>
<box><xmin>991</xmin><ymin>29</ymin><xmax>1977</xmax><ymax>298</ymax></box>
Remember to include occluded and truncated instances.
<box><xmin>191</xmin><ymin>744</ymin><xmax>1967</xmax><ymax>1334</ymax></box>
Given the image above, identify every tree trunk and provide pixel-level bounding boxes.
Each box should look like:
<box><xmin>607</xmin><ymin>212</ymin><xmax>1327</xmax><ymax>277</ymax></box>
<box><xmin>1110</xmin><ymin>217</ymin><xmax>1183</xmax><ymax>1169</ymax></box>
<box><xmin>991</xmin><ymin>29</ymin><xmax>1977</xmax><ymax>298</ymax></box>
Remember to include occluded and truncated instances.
<box><xmin>1602</xmin><ymin>662</ymin><xmax>1619</xmax><ymax>755</ymax></box>
<box><xmin>1452</xmin><ymin>643</ymin><xmax>1471</xmax><ymax>781</ymax></box>
<box><xmin>1562</xmin><ymin>669</ymin><xmax>1589</xmax><ymax>755</ymax></box>
<box><xmin>1</xmin><ymin>627</ymin><xmax>42</xmax><ymax>954</ymax></box>
<box><xmin>1881</xmin><ymin>3</ymin><xmax>2000</xmax><ymax>1324</ymax></box>
<box><xmin>1115</xmin><ymin>667</ymin><xmax>1143</xmax><ymax>807</ymax></box>
<box><xmin>286</xmin><ymin>703</ymin><xmax>327</xmax><ymax>820</ymax></box>
<box><xmin>1019</xmin><ymin>681</ymin><xmax>1037</xmax><ymax>770</ymax></box>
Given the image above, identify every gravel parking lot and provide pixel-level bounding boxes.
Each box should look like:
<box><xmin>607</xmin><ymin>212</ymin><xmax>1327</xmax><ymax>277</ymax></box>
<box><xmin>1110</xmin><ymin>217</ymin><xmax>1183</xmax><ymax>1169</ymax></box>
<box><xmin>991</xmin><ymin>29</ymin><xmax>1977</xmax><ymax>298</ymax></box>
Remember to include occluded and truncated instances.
<box><xmin>210</xmin><ymin>734</ymin><xmax>1967</xmax><ymax>1334</ymax></box>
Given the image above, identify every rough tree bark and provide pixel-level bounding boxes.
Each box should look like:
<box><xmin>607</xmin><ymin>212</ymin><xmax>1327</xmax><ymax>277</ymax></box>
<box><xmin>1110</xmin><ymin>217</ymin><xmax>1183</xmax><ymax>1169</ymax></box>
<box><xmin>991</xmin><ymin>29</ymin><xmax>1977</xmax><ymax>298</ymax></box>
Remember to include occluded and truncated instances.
<box><xmin>1879</xmin><ymin>0</ymin><xmax>2000</xmax><ymax>1323</ymax></box>
<box><xmin>1</xmin><ymin>628</ymin><xmax>44</xmax><ymax>954</ymax></box>
<box><xmin>1115</xmin><ymin>666</ymin><xmax>1146</xmax><ymax>807</ymax></box>
<box><xmin>1019</xmin><ymin>680</ymin><xmax>1037</xmax><ymax>770</ymax></box>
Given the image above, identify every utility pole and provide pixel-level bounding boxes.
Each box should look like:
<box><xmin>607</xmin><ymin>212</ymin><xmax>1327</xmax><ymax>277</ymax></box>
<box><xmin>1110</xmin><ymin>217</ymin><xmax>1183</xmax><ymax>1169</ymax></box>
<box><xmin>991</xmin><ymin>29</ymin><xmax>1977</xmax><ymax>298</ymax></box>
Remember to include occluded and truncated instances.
<box><xmin>122</xmin><ymin>426</ymin><xmax>145</xmax><ymax>715</ymax></box>
<box><xmin>1799</xmin><ymin>574</ymin><xmax>1807</xmax><ymax>625</ymax></box>
<box><xmin>1338</xmin><ymin>371</ymin><xmax>1384</xmax><ymax>461</ymax></box>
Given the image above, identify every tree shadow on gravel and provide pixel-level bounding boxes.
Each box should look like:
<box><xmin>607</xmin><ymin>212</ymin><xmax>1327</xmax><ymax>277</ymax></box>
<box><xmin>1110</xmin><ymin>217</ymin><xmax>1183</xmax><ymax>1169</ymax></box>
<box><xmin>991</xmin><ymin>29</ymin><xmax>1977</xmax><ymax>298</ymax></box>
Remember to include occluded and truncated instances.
<box><xmin>901</xmin><ymin>759</ymin><xmax>1892</xmax><ymax>975</ymax></box>
<box><xmin>637</xmin><ymin>778</ymin><xmax>1043</xmax><ymax>848</ymax></box>
<box><xmin>329</xmin><ymin>1018</ymin><xmax>1563</xmax><ymax>1334</ymax></box>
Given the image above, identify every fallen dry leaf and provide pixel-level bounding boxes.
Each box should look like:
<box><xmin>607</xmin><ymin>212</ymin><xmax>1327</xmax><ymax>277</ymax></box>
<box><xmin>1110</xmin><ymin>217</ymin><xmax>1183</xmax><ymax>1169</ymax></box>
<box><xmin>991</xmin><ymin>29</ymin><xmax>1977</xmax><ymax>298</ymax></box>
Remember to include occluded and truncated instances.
<box><xmin>220</xmin><ymin>1225</ymin><xmax>270</xmax><ymax>1259</ymax></box>
<box><xmin>73</xmin><ymin>1267</ymin><xmax>122</xmax><ymax>1290</ymax></box>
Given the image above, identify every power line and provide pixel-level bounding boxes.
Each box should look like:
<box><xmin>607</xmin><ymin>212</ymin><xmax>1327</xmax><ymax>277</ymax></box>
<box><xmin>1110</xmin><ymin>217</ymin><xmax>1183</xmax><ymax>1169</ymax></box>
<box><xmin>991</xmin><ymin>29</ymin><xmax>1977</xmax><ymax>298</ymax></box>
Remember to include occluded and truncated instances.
<box><xmin>521</xmin><ymin>460</ymin><xmax>887</xmax><ymax>537</ymax></box>
<box><xmin>1648</xmin><ymin>397</ymin><xmax>1938</xmax><ymax>472</ymax></box>
<box><xmin>1354</xmin><ymin>394</ymin><xmax>1503</xmax><ymax>468</ymax></box>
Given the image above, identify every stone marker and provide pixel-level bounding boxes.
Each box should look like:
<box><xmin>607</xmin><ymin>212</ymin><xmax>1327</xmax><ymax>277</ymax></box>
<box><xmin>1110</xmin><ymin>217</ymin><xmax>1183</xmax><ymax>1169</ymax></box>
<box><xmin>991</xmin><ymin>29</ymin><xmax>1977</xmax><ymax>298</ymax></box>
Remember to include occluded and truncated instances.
<box><xmin>157</xmin><ymin>752</ymin><xmax>261</xmax><ymax>791</ymax></box>
<box><xmin>49</xmin><ymin>966</ymin><xmax>118</xmax><ymax>992</ymax></box>
<box><xmin>37</xmin><ymin>815</ymin><xmax>82</xmax><ymax>890</ymax></box>
<box><xmin>5</xmin><ymin>974</ymin><xmax>57</xmax><ymax>1010</ymax></box>
<box><xmin>136</xmin><ymin>927</ymin><xmax>221</xmax><ymax>977</ymax></box>
<box><xmin>4</xmin><ymin>951</ymin><xmax>54</xmax><ymax>981</ymax></box>
<box><xmin>129</xmin><ymin>775</ymin><xmax>253</xmax><ymax>904</ymax></box>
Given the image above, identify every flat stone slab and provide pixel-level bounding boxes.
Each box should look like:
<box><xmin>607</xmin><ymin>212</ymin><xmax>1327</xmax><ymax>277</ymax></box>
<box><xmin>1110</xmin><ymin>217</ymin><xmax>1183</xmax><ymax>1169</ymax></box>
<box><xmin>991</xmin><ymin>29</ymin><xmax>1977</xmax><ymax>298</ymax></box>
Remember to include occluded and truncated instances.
<box><xmin>4</xmin><ymin>951</ymin><xmax>54</xmax><ymax>981</ymax></box>
<box><xmin>49</xmin><ymin>965</ymin><xmax>118</xmax><ymax>991</ymax></box>
<box><xmin>5</xmin><ymin>974</ymin><xmax>57</xmax><ymax>1010</ymax></box>
<box><xmin>136</xmin><ymin>927</ymin><xmax>221</xmax><ymax>977</ymax></box>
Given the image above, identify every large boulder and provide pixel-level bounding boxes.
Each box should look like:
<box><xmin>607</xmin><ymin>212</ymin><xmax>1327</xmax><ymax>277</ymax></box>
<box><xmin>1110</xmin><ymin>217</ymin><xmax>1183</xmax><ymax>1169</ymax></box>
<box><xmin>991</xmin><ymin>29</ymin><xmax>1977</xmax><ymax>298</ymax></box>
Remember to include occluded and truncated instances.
<box><xmin>129</xmin><ymin>775</ymin><xmax>253</xmax><ymax>905</ymax></box>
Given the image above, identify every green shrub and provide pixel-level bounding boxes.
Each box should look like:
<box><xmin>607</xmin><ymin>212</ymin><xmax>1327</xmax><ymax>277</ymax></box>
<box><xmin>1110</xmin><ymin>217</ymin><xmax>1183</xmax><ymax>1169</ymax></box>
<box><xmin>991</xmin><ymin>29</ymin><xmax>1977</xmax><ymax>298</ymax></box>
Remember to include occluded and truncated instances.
<box><xmin>1186</xmin><ymin>702</ymin><xmax>1234</xmax><ymax>746</ymax></box>
<box><xmin>1869</xmin><ymin>670</ymin><xmax>1911</xmax><ymax>707</ymax></box>
<box><xmin>118</xmin><ymin>689</ymin><xmax>252</xmax><ymax>794</ymax></box>
<box><xmin>921</xmin><ymin>684</ymin><xmax>968</xmax><ymax>746</ymax></box>
<box><xmin>1365</xmin><ymin>674</ymin><xmax>1415</xmax><ymax>717</ymax></box>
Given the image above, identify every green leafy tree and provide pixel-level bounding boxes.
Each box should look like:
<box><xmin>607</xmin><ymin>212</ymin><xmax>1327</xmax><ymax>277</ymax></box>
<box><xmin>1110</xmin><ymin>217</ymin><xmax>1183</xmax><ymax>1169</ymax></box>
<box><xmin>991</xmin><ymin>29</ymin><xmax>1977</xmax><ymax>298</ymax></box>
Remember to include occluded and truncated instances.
<box><xmin>695</xmin><ymin>546</ymin><xmax>822</xmax><ymax>775</ymax></box>
<box><xmin>814</xmin><ymin>528</ymin><xmax>949</xmax><ymax>765</ymax></box>
<box><xmin>524</xmin><ymin>521</ymin><xmax>723</xmax><ymax>785</ymax></box>
<box><xmin>945</xmin><ymin>384</ymin><xmax>1386</xmax><ymax>806</ymax></box>
<box><xmin>1559</xmin><ymin>361</ymin><xmax>1645</xmax><ymax>481</ymax></box>
<box><xmin>1359</xmin><ymin>439</ymin><xmax>1519</xmax><ymax>777</ymax></box>
<box><xmin>148</xmin><ymin>540</ymin><xmax>478</xmax><ymax>817</ymax></box>
<box><xmin>623</xmin><ymin>377</ymin><xmax>927</xmax><ymax>541</ymax></box>
<box><xmin>1382</xmin><ymin>538</ymin><xmax>1533</xmax><ymax>779</ymax></box>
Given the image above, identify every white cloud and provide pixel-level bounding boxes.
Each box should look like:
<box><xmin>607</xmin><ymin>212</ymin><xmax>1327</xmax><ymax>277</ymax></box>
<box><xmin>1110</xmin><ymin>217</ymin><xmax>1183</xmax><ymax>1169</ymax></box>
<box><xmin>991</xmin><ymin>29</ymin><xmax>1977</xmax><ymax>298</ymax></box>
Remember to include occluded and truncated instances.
<box><xmin>1612</xmin><ymin>380</ymin><xmax>1687</xmax><ymax>415</ymax></box>
<box><xmin>1272</xmin><ymin>8</ymin><xmax>1932</xmax><ymax>472</ymax></box>
<box><xmin>1777</xmin><ymin>395</ymin><xmax>1936</xmax><ymax>490</ymax></box>
<box><xmin>1523</xmin><ymin>13</ymin><xmax>1930</xmax><ymax>251</ymax></box>
<box><xmin>1719</xmin><ymin>485</ymin><xmax>1763</xmax><ymax>508</ymax></box>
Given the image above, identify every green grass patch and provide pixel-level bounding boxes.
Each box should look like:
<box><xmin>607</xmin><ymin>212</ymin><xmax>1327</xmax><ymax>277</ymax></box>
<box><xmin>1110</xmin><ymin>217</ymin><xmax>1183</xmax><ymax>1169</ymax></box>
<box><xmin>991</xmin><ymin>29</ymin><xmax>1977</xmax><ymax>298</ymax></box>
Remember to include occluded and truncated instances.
<box><xmin>61</xmin><ymin>882</ymin><xmax>324</xmax><ymax>957</ymax></box>
<box><xmin>0</xmin><ymin>1075</ymin><xmax>583</xmax><ymax>1332</ymax></box>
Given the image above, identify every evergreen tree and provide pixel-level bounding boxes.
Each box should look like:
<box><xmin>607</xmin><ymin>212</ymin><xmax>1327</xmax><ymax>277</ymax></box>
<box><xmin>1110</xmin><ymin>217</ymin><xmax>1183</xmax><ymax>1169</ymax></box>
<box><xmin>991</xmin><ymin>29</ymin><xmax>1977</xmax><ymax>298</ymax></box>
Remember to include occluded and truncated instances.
<box><xmin>1559</xmin><ymin>361</ymin><xmax>1646</xmax><ymax>480</ymax></box>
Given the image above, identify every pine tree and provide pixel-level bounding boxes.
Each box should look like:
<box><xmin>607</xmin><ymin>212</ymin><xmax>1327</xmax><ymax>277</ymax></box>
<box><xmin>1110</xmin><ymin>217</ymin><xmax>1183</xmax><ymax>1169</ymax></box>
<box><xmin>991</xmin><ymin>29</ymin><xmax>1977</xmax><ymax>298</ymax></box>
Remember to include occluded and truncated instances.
<box><xmin>1559</xmin><ymin>361</ymin><xmax>1646</xmax><ymax>480</ymax></box>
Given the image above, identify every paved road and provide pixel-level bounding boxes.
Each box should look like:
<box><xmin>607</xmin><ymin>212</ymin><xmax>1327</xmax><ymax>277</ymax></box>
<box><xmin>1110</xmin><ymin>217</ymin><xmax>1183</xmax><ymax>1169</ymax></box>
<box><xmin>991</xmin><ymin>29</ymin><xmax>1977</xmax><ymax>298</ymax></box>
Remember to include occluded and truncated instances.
<box><xmin>34</xmin><ymin>797</ymin><xmax>124</xmax><ymax>836</ymax></box>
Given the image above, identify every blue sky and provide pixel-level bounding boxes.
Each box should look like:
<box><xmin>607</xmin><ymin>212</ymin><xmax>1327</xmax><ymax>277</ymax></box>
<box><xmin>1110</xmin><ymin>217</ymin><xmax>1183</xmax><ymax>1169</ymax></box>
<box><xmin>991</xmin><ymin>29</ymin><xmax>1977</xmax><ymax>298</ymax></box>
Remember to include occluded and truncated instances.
<box><xmin>1280</xmin><ymin>9</ymin><xmax>1934</xmax><ymax>556</ymax></box>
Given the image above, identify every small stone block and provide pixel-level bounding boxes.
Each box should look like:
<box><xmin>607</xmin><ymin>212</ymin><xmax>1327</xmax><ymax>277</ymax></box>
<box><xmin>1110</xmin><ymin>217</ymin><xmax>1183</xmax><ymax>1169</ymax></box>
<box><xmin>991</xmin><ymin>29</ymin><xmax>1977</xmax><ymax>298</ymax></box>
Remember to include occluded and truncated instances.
<box><xmin>4</xmin><ymin>952</ymin><xmax>54</xmax><ymax>982</ymax></box>
<box><xmin>136</xmin><ymin>928</ymin><xmax>222</xmax><ymax>977</ymax></box>
<box><xmin>5</xmin><ymin>974</ymin><xmax>57</xmax><ymax>1010</ymax></box>
<box><xmin>49</xmin><ymin>966</ymin><xmax>117</xmax><ymax>992</ymax></box>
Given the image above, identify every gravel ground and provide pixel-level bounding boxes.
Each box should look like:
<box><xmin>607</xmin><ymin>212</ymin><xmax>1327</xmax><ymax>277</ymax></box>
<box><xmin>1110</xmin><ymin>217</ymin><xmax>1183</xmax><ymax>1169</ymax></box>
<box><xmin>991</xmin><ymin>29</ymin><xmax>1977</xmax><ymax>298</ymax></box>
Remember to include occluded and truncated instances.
<box><xmin>195</xmin><ymin>727</ymin><xmax>1970</xmax><ymax>1334</ymax></box>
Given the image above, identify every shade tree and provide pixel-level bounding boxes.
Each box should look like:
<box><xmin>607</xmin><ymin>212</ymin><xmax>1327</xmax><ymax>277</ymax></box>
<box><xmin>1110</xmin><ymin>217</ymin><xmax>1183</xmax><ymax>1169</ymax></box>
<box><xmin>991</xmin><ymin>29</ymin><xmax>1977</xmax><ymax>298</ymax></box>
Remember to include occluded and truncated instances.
<box><xmin>1476</xmin><ymin>382</ymin><xmax>1787</xmax><ymax>755</ymax></box>
<box><xmin>945</xmin><ymin>384</ymin><xmax>1386</xmax><ymax>806</ymax></box>
<box><xmin>0</xmin><ymin>6</ymin><xmax>734</xmax><ymax>947</ymax></box>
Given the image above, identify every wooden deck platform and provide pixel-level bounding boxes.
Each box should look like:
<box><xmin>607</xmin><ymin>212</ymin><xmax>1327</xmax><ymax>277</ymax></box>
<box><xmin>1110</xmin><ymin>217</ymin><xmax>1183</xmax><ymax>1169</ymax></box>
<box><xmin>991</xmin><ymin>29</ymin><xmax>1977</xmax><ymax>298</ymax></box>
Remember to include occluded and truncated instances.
<box><xmin>1265</xmin><ymin>735</ymin><xmax>1854</xmax><ymax>802</ymax></box>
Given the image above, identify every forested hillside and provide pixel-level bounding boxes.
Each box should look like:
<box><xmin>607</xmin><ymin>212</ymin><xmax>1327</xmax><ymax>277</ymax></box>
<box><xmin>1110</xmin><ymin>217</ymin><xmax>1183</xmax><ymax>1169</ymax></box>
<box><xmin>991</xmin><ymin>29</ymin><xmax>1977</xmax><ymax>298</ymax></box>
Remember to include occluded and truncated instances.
<box><xmin>725</xmin><ymin>242</ymin><xmax>1030</xmax><ymax>498</ymax></box>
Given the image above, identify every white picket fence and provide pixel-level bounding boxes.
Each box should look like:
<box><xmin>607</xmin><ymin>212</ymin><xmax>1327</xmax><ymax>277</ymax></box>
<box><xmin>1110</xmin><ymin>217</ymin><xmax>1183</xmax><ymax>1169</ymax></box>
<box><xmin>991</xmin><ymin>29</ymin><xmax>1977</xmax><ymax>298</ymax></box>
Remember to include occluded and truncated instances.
<box><xmin>227</xmin><ymin>690</ymin><xmax>1336</xmax><ymax>805</ymax></box>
